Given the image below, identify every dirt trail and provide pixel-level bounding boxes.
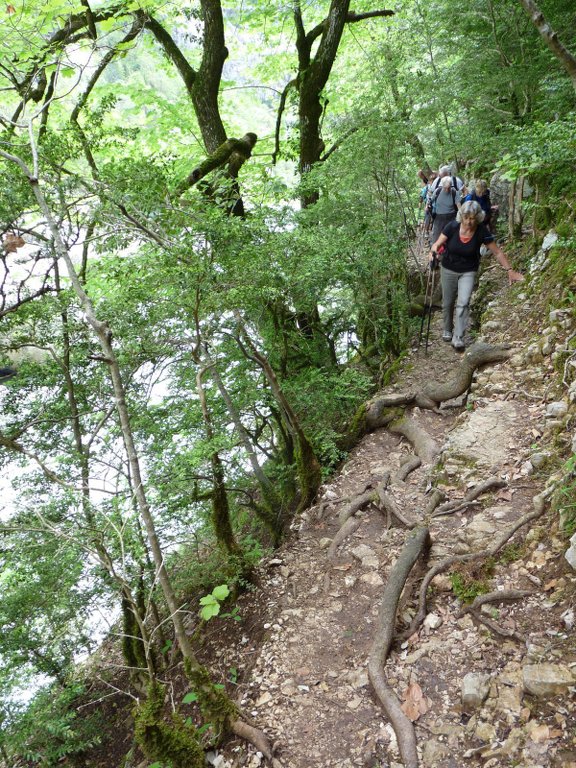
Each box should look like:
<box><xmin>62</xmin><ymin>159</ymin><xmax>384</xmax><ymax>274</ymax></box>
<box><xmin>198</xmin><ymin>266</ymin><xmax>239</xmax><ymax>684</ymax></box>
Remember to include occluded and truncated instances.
<box><xmin>216</xmin><ymin>239</ymin><xmax>576</xmax><ymax>768</ymax></box>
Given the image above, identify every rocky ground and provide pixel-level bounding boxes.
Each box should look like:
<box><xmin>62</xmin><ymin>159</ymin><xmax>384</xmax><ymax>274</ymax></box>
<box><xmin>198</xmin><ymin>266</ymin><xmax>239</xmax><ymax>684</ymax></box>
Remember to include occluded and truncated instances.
<box><xmin>207</xmin><ymin>232</ymin><xmax>576</xmax><ymax>768</ymax></box>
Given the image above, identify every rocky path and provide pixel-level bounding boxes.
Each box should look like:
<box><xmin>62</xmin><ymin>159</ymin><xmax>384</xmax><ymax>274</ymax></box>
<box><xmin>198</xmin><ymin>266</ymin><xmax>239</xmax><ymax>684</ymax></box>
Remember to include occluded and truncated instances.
<box><xmin>215</xmin><ymin>236</ymin><xmax>576</xmax><ymax>768</ymax></box>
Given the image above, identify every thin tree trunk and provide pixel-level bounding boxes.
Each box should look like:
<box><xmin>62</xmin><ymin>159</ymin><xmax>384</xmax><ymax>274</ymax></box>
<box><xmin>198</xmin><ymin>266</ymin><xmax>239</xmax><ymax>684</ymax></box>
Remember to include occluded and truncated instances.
<box><xmin>234</xmin><ymin>318</ymin><xmax>322</xmax><ymax>512</ymax></box>
<box><xmin>518</xmin><ymin>0</ymin><xmax>576</xmax><ymax>92</ymax></box>
<box><xmin>196</xmin><ymin>365</ymin><xmax>243</xmax><ymax>557</ymax></box>
<box><xmin>203</xmin><ymin>351</ymin><xmax>283</xmax><ymax>539</ymax></box>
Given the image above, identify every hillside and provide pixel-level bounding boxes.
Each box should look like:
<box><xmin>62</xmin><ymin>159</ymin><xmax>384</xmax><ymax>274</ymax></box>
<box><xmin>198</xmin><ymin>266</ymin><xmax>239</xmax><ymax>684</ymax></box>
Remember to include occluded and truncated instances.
<box><xmin>78</xmin><ymin>229</ymin><xmax>576</xmax><ymax>768</ymax></box>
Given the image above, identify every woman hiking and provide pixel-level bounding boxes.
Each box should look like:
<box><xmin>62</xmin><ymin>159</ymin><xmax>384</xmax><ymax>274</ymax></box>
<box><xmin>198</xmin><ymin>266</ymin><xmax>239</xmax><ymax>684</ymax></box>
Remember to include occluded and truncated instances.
<box><xmin>429</xmin><ymin>200</ymin><xmax>523</xmax><ymax>351</ymax></box>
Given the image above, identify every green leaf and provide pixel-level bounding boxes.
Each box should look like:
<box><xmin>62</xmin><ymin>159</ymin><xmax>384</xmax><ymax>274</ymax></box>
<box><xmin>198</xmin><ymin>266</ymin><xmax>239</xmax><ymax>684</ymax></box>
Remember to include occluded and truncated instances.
<box><xmin>211</xmin><ymin>584</ymin><xmax>230</xmax><ymax>601</ymax></box>
<box><xmin>199</xmin><ymin>594</ymin><xmax>217</xmax><ymax>606</ymax></box>
<box><xmin>200</xmin><ymin>602</ymin><xmax>220</xmax><ymax>621</ymax></box>
<box><xmin>182</xmin><ymin>691</ymin><xmax>198</xmax><ymax>704</ymax></box>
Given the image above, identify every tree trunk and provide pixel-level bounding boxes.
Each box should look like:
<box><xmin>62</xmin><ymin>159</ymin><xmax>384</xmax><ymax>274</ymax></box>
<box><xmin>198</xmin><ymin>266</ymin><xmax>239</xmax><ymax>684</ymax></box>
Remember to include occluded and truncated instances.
<box><xmin>203</xmin><ymin>353</ymin><xmax>284</xmax><ymax>541</ymax></box>
<box><xmin>196</xmin><ymin>366</ymin><xmax>243</xmax><ymax>558</ymax></box>
<box><xmin>235</xmin><ymin>319</ymin><xmax>322</xmax><ymax>512</ymax></box>
<box><xmin>518</xmin><ymin>0</ymin><xmax>576</xmax><ymax>92</ymax></box>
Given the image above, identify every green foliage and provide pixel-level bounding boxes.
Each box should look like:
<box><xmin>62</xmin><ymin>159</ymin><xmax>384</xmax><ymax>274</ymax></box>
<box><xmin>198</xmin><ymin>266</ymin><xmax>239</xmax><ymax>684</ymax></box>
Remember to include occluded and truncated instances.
<box><xmin>495</xmin><ymin>114</ymin><xmax>576</xmax><ymax>210</ymax></box>
<box><xmin>555</xmin><ymin>454</ymin><xmax>576</xmax><ymax>538</ymax></box>
<box><xmin>1</xmin><ymin>0</ymin><xmax>575</xmax><ymax>758</ymax></box>
<box><xmin>449</xmin><ymin>570</ymin><xmax>491</xmax><ymax>604</ymax></box>
<box><xmin>182</xmin><ymin>662</ymin><xmax>237</xmax><ymax>741</ymax></box>
<box><xmin>199</xmin><ymin>584</ymin><xmax>231</xmax><ymax>621</ymax></box>
<box><xmin>172</xmin><ymin>536</ymin><xmax>265</xmax><ymax>602</ymax></box>
<box><xmin>497</xmin><ymin>543</ymin><xmax>526</xmax><ymax>565</ymax></box>
<box><xmin>2</xmin><ymin>682</ymin><xmax>101</xmax><ymax>767</ymax></box>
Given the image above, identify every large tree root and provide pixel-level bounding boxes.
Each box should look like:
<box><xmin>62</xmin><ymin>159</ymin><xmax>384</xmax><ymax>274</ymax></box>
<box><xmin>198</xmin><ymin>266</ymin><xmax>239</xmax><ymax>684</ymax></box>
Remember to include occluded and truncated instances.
<box><xmin>327</xmin><ymin>516</ymin><xmax>362</xmax><ymax>560</ymax></box>
<box><xmin>415</xmin><ymin>342</ymin><xmax>513</xmax><ymax>408</ymax></box>
<box><xmin>231</xmin><ymin>719</ymin><xmax>282</xmax><ymax>766</ymax></box>
<box><xmin>364</xmin><ymin>343</ymin><xmax>513</xmax><ymax>425</ymax></box>
<box><xmin>375</xmin><ymin>482</ymin><xmax>417</xmax><ymax>529</ymax></box>
<box><xmin>389</xmin><ymin>418</ymin><xmax>440</xmax><ymax>463</ymax></box>
<box><xmin>398</xmin><ymin>493</ymin><xmax>547</xmax><ymax>642</ymax></box>
<box><xmin>393</xmin><ymin>456</ymin><xmax>422</xmax><ymax>484</ymax></box>
<box><xmin>368</xmin><ymin>526</ymin><xmax>431</xmax><ymax>768</ymax></box>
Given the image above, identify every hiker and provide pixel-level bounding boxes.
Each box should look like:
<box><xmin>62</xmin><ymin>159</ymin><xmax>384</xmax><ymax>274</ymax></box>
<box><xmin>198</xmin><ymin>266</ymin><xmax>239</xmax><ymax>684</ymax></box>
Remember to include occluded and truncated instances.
<box><xmin>418</xmin><ymin>172</ymin><xmax>428</xmax><ymax>225</ymax></box>
<box><xmin>423</xmin><ymin>172</ymin><xmax>438</xmax><ymax>236</ymax></box>
<box><xmin>430</xmin><ymin>175</ymin><xmax>461</xmax><ymax>244</ymax></box>
<box><xmin>429</xmin><ymin>164</ymin><xmax>464</xmax><ymax>195</ymax></box>
<box><xmin>464</xmin><ymin>179</ymin><xmax>493</xmax><ymax>231</ymax></box>
<box><xmin>428</xmin><ymin>200</ymin><xmax>524</xmax><ymax>352</ymax></box>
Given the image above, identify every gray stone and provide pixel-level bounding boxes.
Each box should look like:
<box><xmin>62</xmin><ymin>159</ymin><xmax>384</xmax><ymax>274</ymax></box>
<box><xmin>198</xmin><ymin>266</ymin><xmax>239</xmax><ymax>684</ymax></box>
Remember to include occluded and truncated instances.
<box><xmin>530</xmin><ymin>453</ymin><xmax>549</xmax><ymax>470</ymax></box>
<box><xmin>565</xmin><ymin>531</ymin><xmax>576</xmax><ymax>570</ymax></box>
<box><xmin>422</xmin><ymin>739</ymin><xmax>451</xmax><ymax>764</ymax></box>
<box><xmin>424</xmin><ymin>612</ymin><xmax>443</xmax><ymax>630</ymax></box>
<box><xmin>462</xmin><ymin>672</ymin><xmax>491</xmax><ymax>708</ymax></box>
<box><xmin>444</xmin><ymin>401</ymin><xmax>518</xmax><ymax>470</ymax></box>
<box><xmin>523</xmin><ymin>663</ymin><xmax>575</xmax><ymax>697</ymax></box>
<box><xmin>360</xmin><ymin>571</ymin><xmax>384</xmax><ymax>587</ymax></box>
<box><xmin>545</xmin><ymin>401</ymin><xmax>568</xmax><ymax>419</ymax></box>
<box><xmin>541</xmin><ymin>231</ymin><xmax>558</xmax><ymax>251</ymax></box>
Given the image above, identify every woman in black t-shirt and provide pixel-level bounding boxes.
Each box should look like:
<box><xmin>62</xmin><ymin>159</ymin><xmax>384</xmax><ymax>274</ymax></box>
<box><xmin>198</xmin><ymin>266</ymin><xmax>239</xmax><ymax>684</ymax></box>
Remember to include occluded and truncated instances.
<box><xmin>429</xmin><ymin>200</ymin><xmax>523</xmax><ymax>351</ymax></box>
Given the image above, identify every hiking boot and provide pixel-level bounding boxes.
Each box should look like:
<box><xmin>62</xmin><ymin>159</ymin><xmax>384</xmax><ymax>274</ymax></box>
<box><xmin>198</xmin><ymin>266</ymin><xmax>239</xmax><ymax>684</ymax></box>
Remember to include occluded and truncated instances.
<box><xmin>442</xmin><ymin>331</ymin><xmax>453</xmax><ymax>342</ymax></box>
<box><xmin>452</xmin><ymin>336</ymin><xmax>465</xmax><ymax>351</ymax></box>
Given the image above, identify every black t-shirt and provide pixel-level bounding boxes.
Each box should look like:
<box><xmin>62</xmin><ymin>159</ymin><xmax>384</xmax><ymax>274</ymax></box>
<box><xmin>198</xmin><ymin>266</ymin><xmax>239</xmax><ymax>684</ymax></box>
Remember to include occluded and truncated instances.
<box><xmin>441</xmin><ymin>220</ymin><xmax>495</xmax><ymax>273</ymax></box>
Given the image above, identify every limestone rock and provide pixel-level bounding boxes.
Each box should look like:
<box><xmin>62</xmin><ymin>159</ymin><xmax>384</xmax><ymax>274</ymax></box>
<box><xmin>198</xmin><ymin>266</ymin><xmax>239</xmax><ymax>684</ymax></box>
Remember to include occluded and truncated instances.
<box><xmin>523</xmin><ymin>664</ymin><xmax>575</xmax><ymax>697</ymax></box>
<box><xmin>423</xmin><ymin>612</ymin><xmax>443</xmax><ymax>630</ymax></box>
<box><xmin>462</xmin><ymin>672</ymin><xmax>491</xmax><ymax>708</ymax></box>
<box><xmin>545</xmin><ymin>400</ymin><xmax>568</xmax><ymax>419</ymax></box>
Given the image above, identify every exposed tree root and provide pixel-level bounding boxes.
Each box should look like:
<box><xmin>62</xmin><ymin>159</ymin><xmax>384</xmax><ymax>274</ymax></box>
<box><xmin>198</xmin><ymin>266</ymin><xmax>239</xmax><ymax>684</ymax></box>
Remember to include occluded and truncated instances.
<box><xmin>431</xmin><ymin>476</ymin><xmax>507</xmax><ymax>518</ymax></box>
<box><xmin>365</xmin><ymin>395</ymin><xmax>416</xmax><ymax>430</ymax></box>
<box><xmin>415</xmin><ymin>342</ymin><xmax>513</xmax><ymax>409</ymax></box>
<box><xmin>327</xmin><ymin>516</ymin><xmax>362</xmax><ymax>560</ymax></box>
<box><xmin>305</xmin><ymin>481</ymin><xmax>373</xmax><ymax>525</ymax></box>
<box><xmin>389</xmin><ymin>417</ymin><xmax>440</xmax><ymax>463</ymax></box>
<box><xmin>375</xmin><ymin>483</ymin><xmax>417</xmax><ymax>529</ymax></box>
<box><xmin>399</xmin><ymin>493</ymin><xmax>547</xmax><ymax>642</ymax></box>
<box><xmin>338</xmin><ymin>484</ymin><xmax>381</xmax><ymax>526</ymax></box>
<box><xmin>368</xmin><ymin>526</ymin><xmax>431</xmax><ymax>768</ymax></box>
<box><xmin>460</xmin><ymin>589</ymin><xmax>533</xmax><ymax>643</ymax></box>
<box><xmin>231</xmin><ymin>719</ymin><xmax>281</xmax><ymax>766</ymax></box>
<box><xmin>365</xmin><ymin>343</ymin><xmax>514</xmax><ymax>421</ymax></box>
<box><xmin>504</xmin><ymin>389</ymin><xmax>545</xmax><ymax>401</ymax></box>
<box><xmin>393</xmin><ymin>456</ymin><xmax>422</xmax><ymax>484</ymax></box>
<box><xmin>421</xmin><ymin>489</ymin><xmax>446</xmax><ymax>517</ymax></box>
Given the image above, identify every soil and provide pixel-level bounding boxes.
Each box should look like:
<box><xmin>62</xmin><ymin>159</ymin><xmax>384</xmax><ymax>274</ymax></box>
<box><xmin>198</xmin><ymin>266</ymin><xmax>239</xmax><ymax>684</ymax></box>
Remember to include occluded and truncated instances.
<box><xmin>84</xmin><ymin>232</ymin><xmax>576</xmax><ymax>768</ymax></box>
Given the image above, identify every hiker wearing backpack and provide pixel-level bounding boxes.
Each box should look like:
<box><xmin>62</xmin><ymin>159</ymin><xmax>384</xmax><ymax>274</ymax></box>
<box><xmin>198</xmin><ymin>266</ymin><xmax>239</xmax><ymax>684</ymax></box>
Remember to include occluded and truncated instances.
<box><xmin>428</xmin><ymin>200</ymin><xmax>523</xmax><ymax>352</ymax></box>
<box><xmin>423</xmin><ymin>172</ymin><xmax>438</xmax><ymax>236</ymax></box>
<box><xmin>464</xmin><ymin>179</ymin><xmax>493</xmax><ymax>231</ymax></box>
<box><xmin>430</xmin><ymin>176</ymin><xmax>461</xmax><ymax>244</ymax></box>
<box><xmin>429</xmin><ymin>164</ymin><xmax>464</xmax><ymax>195</ymax></box>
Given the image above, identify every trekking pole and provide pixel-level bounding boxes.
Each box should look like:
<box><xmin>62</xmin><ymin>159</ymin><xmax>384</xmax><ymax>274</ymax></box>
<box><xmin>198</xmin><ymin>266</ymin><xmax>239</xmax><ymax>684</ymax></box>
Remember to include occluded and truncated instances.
<box><xmin>418</xmin><ymin>255</ymin><xmax>438</xmax><ymax>353</ymax></box>
<box><xmin>424</xmin><ymin>262</ymin><xmax>437</xmax><ymax>353</ymax></box>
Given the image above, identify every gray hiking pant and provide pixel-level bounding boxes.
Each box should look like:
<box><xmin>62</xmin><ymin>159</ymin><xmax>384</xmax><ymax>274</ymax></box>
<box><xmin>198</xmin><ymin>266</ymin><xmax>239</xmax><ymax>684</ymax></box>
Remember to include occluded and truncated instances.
<box><xmin>440</xmin><ymin>266</ymin><xmax>476</xmax><ymax>339</ymax></box>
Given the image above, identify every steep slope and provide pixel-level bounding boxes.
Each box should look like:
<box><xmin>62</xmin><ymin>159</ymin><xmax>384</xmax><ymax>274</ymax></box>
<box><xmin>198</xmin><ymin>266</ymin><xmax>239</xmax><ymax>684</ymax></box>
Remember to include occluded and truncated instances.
<box><xmin>209</xmin><ymin>233</ymin><xmax>576</xmax><ymax>768</ymax></box>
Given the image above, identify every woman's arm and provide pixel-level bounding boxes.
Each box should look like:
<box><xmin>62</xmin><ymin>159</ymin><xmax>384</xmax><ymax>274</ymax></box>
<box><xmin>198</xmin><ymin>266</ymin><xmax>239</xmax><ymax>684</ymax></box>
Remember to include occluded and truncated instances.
<box><xmin>428</xmin><ymin>233</ymin><xmax>447</xmax><ymax>267</ymax></box>
<box><xmin>486</xmin><ymin>241</ymin><xmax>524</xmax><ymax>283</ymax></box>
<box><xmin>429</xmin><ymin>233</ymin><xmax>448</xmax><ymax>255</ymax></box>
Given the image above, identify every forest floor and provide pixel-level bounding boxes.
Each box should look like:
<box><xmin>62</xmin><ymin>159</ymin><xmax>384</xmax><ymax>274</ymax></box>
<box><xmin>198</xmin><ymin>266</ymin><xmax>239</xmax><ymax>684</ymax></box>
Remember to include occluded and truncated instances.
<box><xmin>205</xmin><ymin>230</ymin><xmax>576</xmax><ymax>768</ymax></box>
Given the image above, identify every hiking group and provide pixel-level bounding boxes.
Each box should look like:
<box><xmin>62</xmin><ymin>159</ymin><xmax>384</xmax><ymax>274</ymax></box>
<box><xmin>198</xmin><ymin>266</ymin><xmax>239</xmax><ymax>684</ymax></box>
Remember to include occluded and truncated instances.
<box><xmin>418</xmin><ymin>165</ymin><xmax>523</xmax><ymax>353</ymax></box>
